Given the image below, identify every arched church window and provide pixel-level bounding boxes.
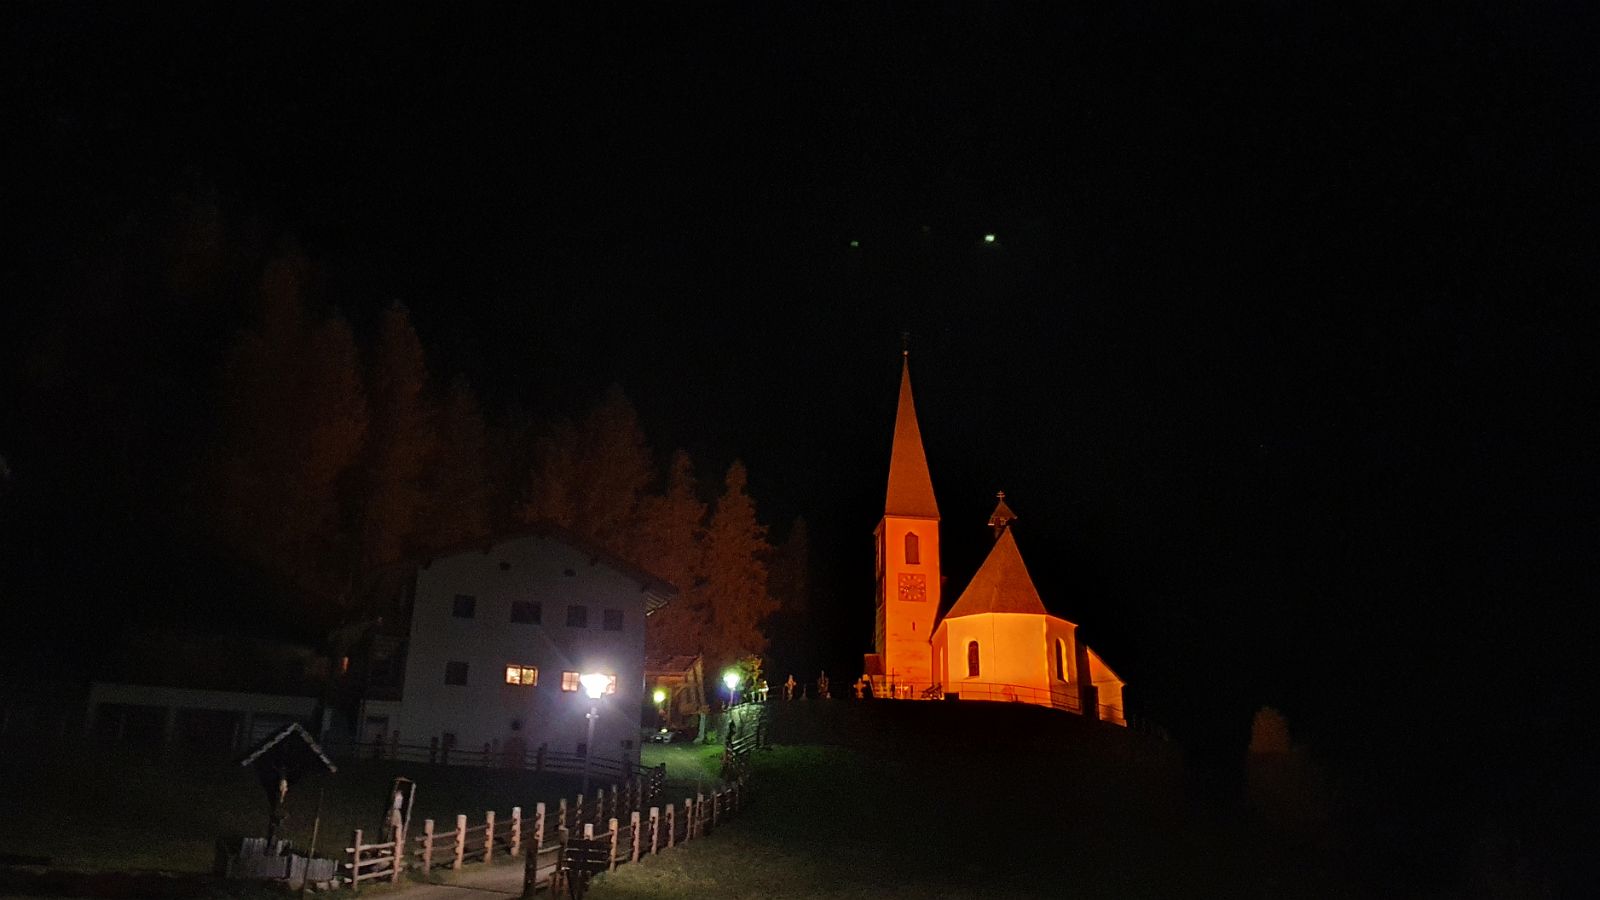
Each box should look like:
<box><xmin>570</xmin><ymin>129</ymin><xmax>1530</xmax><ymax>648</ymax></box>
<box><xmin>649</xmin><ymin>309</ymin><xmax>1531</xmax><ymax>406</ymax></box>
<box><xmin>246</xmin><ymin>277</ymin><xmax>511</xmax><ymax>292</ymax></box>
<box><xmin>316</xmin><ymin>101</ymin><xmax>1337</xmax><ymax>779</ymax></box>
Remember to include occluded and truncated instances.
<box><xmin>967</xmin><ymin>640</ymin><xmax>980</xmax><ymax>678</ymax></box>
<box><xmin>1055</xmin><ymin>639</ymin><xmax>1068</xmax><ymax>682</ymax></box>
<box><xmin>904</xmin><ymin>532</ymin><xmax>920</xmax><ymax>565</ymax></box>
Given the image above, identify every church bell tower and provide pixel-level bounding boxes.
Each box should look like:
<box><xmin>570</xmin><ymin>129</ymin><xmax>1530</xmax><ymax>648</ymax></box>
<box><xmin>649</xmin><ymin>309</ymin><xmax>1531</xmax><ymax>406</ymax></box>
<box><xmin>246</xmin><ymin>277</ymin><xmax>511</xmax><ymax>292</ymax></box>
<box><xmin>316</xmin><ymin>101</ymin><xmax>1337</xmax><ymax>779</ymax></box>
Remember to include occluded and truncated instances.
<box><xmin>869</xmin><ymin>354</ymin><xmax>940</xmax><ymax>693</ymax></box>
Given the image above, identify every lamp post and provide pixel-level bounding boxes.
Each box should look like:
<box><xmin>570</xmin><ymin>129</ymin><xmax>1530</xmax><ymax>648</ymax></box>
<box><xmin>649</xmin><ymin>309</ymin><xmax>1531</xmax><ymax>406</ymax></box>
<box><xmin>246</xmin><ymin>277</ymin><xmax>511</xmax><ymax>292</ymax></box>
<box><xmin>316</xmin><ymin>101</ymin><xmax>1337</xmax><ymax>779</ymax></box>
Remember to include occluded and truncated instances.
<box><xmin>722</xmin><ymin>671</ymin><xmax>741</xmax><ymax>709</ymax></box>
<box><xmin>578</xmin><ymin>673</ymin><xmax>609</xmax><ymax>795</ymax></box>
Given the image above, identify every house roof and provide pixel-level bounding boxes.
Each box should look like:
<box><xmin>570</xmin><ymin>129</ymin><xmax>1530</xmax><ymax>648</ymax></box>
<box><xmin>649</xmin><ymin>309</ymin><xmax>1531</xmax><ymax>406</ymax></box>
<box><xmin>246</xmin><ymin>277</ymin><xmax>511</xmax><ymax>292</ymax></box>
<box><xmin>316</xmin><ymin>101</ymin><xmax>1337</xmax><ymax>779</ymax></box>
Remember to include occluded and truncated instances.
<box><xmin>416</xmin><ymin>520</ymin><xmax>679</xmax><ymax>607</ymax></box>
<box><xmin>941</xmin><ymin>528</ymin><xmax>1049</xmax><ymax>619</ymax></box>
<box><xmin>239</xmin><ymin>722</ymin><xmax>337</xmax><ymax>774</ymax></box>
<box><xmin>885</xmin><ymin>356</ymin><xmax>940</xmax><ymax>519</ymax></box>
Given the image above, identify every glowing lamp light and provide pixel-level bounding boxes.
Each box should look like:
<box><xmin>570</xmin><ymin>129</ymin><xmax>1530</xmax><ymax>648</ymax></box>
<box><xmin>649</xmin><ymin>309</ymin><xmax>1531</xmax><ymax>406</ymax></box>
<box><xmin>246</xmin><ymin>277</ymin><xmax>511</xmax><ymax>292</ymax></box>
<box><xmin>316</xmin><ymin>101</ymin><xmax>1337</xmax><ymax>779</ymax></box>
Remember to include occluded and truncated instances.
<box><xmin>983</xmin><ymin>233</ymin><xmax>996</xmax><ymax>243</ymax></box>
<box><xmin>722</xmin><ymin>671</ymin><xmax>741</xmax><ymax>691</ymax></box>
<box><xmin>579</xmin><ymin>672</ymin><xmax>609</xmax><ymax>700</ymax></box>
<box><xmin>652</xmin><ymin>688</ymin><xmax>667</xmax><ymax>705</ymax></box>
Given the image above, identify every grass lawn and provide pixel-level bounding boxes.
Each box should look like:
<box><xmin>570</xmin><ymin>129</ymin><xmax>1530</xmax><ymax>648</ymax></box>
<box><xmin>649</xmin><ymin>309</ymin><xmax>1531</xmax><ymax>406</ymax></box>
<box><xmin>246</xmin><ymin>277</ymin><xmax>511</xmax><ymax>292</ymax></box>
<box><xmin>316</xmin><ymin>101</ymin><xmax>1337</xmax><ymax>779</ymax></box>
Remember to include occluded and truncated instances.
<box><xmin>589</xmin><ymin>705</ymin><xmax>1356</xmax><ymax>899</ymax></box>
<box><xmin>0</xmin><ymin>739</ymin><xmax>653</xmax><ymax>874</ymax></box>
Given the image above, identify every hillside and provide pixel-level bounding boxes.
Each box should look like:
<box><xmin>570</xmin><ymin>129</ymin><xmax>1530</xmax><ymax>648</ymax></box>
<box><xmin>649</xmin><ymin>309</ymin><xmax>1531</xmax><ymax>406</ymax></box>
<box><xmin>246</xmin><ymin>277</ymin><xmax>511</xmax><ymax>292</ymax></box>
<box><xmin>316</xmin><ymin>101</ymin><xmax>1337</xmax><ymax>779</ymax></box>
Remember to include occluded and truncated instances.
<box><xmin>592</xmin><ymin>700</ymin><xmax>1357</xmax><ymax>899</ymax></box>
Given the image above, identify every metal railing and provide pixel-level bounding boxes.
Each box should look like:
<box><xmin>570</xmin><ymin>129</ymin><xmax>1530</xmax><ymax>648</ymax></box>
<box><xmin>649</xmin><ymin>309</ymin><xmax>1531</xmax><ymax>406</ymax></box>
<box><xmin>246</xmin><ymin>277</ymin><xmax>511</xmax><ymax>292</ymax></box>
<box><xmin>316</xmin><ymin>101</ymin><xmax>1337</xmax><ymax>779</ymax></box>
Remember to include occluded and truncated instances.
<box><xmin>854</xmin><ymin>679</ymin><xmax>1126</xmax><ymax>723</ymax></box>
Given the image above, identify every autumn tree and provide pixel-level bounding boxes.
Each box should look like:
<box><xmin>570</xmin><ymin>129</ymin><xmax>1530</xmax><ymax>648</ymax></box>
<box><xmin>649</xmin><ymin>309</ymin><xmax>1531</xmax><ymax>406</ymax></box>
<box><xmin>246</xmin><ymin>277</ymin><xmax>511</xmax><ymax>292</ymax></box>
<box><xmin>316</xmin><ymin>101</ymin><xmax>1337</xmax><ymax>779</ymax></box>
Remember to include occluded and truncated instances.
<box><xmin>353</xmin><ymin>303</ymin><xmax>436</xmax><ymax>575</ymax></box>
<box><xmin>697</xmin><ymin>460</ymin><xmax>778</xmax><ymax>664</ymax></box>
<box><xmin>634</xmin><ymin>450</ymin><xmax>709</xmax><ymax>658</ymax></box>
<box><xmin>764</xmin><ymin>516</ymin><xmax>813</xmax><ymax>672</ymax></box>
<box><xmin>210</xmin><ymin>250</ymin><xmax>367</xmax><ymax>607</ymax></box>
<box><xmin>419</xmin><ymin>373</ymin><xmax>492</xmax><ymax>550</ymax></box>
<box><xmin>522</xmin><ymin>384</ymin><xmax>653</xmax><ymax>552</ymax></box>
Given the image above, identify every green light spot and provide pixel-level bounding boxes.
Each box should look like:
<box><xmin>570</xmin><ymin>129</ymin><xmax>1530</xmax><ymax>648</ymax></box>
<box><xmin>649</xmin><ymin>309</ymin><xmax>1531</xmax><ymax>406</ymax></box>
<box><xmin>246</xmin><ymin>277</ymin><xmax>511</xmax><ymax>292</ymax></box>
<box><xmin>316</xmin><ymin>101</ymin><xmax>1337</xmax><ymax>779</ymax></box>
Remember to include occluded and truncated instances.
<box><xmin>983</xmin><ymin>233</ymin><xmax>996</xmax><ymax>243</ymax></box>
<box><xmin>849</xmin><ymin>240</ymin><xmax>860</xmax><ymax>248</ymax></box>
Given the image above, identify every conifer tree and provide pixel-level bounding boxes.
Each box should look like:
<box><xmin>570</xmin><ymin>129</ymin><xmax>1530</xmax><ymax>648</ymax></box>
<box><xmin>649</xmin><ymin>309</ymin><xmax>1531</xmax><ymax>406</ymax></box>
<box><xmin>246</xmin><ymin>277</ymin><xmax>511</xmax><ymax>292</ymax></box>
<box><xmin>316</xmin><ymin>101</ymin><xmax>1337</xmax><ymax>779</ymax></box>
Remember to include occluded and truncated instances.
<box><xmin>354</xmin><ymin>303</ymin><xmax>435</xmax><ymax>574</ymax></box>
<box><xmin>698</xmin><ymin>460</ymin><xmax>777</xmax><ymax>663</ymax></box>
<box><xmin>635</xmin><ymin>450</ymin><xmax>709</xmax><ymax>658</ymax></box>
<box><xmin>211</xmin><ymin>250</ymin><xmax>366</xmax><ymax>607</ymax></box>
<box><xmin>421</xmin><ymin>373</ymin><xmax>492</xmax><ymax>550</ymax></box>
<box><xmin>522</xmin><ymin>384</ymin><xmax>652</xmax><ymax>552</ymax></box>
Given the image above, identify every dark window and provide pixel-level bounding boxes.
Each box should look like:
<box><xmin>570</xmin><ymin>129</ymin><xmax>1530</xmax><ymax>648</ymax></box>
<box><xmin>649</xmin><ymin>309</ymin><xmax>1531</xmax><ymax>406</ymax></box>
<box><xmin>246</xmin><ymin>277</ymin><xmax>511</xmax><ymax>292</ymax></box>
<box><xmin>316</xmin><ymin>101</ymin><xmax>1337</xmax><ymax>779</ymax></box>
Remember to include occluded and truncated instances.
<box><xmin>1054</xmin><ymin>639</ymin><xmax>1068</xmax><ymax>682</ymax></box>
<box><xmin>445</xmin><ymin>661</ymin><xmax>469</xmax><ymax>685</ymax></box>
<box><xmin>511</xmin><ymin>601</ymin><xmax>542</xmax><ymax>624</ymax></box>
<box><xmin>966</xmin><ymin>641</ymin><xmax>980</xmax><ymax>678</ymax></box>
<box><xmin>441</xmin><ymin>732</ymin><xmax>457</xmax><ymax>749</ymax></box>
<box><xmin>603</xmin><ymin>609</ymin><xmax>624</xmax><ymax>631</ymax></box>
<box><xmin>904</xmin><ymin>532</ymin><xmax>920</xmax><ymax>565</ymax></box>
<box><xmin>452</xmin><ymin>595</ymin><xmax>476</xmax><ymax>618</ymax></box>
<box><xmin>566</xmin><ymin>605</ymin><xmax>588</xmax><ymax>628</ymax></box>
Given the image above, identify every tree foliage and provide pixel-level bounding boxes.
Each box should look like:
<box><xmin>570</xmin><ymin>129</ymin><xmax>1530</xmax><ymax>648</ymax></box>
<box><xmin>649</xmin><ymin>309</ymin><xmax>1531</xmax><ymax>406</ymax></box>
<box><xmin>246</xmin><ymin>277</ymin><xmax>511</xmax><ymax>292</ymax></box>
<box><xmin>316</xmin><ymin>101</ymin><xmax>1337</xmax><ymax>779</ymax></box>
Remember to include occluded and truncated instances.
<box><xmin>210</xmin><ymin>251</ymin><xmax>367</xmax><ymax>606</ymax></box>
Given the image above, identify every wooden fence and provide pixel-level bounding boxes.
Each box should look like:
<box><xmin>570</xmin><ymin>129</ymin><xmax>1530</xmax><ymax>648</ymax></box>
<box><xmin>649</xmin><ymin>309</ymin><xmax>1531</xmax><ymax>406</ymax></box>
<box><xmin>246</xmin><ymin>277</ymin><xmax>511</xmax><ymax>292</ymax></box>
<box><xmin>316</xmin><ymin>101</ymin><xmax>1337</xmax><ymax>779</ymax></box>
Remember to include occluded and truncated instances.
<box><xmin>343</xmin><ymin>772</ymin><xmax>751</xmax><ymax>891</ymax></box>
<box><xmin>338</xmin><ymin>738</ymin><xmax>655</xmax><ymax>783</ymax></box>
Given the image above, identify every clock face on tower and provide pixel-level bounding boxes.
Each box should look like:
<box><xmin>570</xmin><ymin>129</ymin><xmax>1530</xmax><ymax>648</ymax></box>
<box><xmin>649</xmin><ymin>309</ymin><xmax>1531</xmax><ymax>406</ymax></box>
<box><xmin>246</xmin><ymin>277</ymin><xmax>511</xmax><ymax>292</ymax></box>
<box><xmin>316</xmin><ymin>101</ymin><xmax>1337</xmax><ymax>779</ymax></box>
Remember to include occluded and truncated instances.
<box><xmin>897</xmin><ymin>572</ymin><xmax>927</xmax><ymax>602</ymax></box>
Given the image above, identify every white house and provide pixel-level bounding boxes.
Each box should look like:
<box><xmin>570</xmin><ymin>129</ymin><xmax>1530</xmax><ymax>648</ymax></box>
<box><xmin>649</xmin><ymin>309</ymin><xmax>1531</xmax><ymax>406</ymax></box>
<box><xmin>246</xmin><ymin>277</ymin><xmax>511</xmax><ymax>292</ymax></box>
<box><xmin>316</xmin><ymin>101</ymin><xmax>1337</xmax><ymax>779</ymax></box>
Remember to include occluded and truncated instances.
<box><xmin>375</xmin><ymin>525</ymin><xmax>675</xmax><ymax>772</ymax></box>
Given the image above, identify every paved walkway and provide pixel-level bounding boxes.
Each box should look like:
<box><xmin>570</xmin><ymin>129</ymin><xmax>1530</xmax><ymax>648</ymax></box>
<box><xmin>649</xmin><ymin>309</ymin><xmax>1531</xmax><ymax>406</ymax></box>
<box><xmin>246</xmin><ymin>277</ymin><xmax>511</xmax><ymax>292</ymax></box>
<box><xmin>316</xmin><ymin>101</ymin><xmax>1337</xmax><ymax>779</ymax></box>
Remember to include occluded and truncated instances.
<box><xmin>384</xmin><ymin>862</ymin><xmax>528</xmax><ymax>899</ymax></box>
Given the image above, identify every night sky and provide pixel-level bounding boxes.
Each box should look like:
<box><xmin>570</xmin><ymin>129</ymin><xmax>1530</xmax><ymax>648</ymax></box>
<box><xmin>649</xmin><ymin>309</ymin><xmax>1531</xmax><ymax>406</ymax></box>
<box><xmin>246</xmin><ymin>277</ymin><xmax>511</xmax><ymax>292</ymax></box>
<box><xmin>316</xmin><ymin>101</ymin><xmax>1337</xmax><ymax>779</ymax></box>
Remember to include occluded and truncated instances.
<box><xmin>4</xmin><ymin>2</ymin><xmax>1596</xmax><ymax>882</ymax></box>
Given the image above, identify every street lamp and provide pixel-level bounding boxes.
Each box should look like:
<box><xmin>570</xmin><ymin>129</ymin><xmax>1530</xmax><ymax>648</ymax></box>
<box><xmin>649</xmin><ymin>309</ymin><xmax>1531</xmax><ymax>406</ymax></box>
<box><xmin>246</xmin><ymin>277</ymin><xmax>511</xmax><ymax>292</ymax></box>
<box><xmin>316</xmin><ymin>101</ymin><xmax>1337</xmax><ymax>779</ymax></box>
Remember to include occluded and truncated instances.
<box><xmin>578</xmin><ymin>672</ymin><xmax>609</xmax><ymax>795</ymax></box>
<box><xmin>722</xmin><ymin>670</ymin><xmax>741</xmax><ymax>709</ymax></box>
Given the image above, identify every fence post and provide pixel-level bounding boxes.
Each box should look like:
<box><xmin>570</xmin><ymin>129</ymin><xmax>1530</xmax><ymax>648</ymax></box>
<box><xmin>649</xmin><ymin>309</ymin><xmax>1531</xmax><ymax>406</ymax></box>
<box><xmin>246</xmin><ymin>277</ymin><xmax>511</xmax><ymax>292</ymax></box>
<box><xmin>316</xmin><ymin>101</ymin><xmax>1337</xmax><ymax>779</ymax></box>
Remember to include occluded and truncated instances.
<box><xmin>666</xmin><ymin>804</ymin><xmax>676</xmax><ymax>849</ymax></box>
<box><xmin>696</xmin><ymin>793</ymin><xmax>705</xmax><ymax>838</ymax></box>
<box><xmin>391</xmin><ymin>828</ymin><xmax>404</xmax><ymax>884</ymax></box>
<box><xmin>593</xmin><ymin>790</ymin><xmax>604</xmax><ymax>826</ymax></box>
<box><xmin>574</xmin><ymin>793</ymin><xmax>583</xmax><ymax>829</ymax></box>
<box><xmin>684</xmin><ymin>796</ymin><xmax>695</xmax><ymax>841</ymax></box>
<box><xmin>648</xmin><ymin>806</ymin><xmax>659</xmax><ymax>855</ymax></box>
<box><xmin>558</xmin><ymin>797</ymin><xmax>568</xmax><ymax>833</ymax></box>
<box><xmin>610</xmin><ymin>785</ymin><xmax>619</xmax><ymax>821</ymax></box>
<box><xmin>422</xmin><ymin>819</ymin><xmax>434</xmax><ymax>871</ymax></box>
<box><xmin>485</xmin><ymin>810</ymin><xmax>496</xmax><ymax>864</ymax></box>
<box><xmin>350</xmin><ymin>829</ymin><xmax>363</xmax><ymax>892</ymax></box>
<box><xmin>534</xmin><ymin>802</ymin><xmax>546</xmax><ymax>851</ymax></box>
<box><xmin>630</xmin><ymin>811</ymin><xmax>641</xmax><ymax>862</ymax></box>
<box><xmin>510</xmin><ymin>806</ymin><xmax>522</xmax><ymax>857</ymax></box>
<box><xmin>583</xmin><ymin>823</ymin><xmax>594</xmax><ymax>840</ymax></box>
<box><xmin>608</xmin><ymin>817</ymin><xmax>619</xmax><ymax>871</ymax></box>
<box><xmin>453</xmin><ymin>814</ymin><xmax>467</xmax><ymax>871</ymax></box>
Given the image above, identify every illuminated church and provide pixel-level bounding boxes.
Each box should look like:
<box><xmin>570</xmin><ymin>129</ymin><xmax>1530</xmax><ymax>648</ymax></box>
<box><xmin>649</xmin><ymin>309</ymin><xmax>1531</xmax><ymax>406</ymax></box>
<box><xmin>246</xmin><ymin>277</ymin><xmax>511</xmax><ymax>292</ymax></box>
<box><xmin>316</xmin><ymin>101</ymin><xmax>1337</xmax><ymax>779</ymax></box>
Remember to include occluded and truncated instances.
<box><xmin>863</xmin><ymin>355</ymin><xmax>1126</xmax><ymax>725</ymax></box>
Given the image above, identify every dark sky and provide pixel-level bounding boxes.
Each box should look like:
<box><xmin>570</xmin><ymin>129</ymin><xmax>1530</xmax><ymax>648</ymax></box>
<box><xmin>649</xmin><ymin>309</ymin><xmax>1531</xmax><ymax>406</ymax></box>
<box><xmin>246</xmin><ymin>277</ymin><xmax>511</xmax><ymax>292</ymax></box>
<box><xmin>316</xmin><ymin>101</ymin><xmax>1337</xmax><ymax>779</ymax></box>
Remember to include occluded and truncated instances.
<box><xmin>4</xmin><ymin>1</ymin><xmax>1597</xmax><ymax>878</ymax></box>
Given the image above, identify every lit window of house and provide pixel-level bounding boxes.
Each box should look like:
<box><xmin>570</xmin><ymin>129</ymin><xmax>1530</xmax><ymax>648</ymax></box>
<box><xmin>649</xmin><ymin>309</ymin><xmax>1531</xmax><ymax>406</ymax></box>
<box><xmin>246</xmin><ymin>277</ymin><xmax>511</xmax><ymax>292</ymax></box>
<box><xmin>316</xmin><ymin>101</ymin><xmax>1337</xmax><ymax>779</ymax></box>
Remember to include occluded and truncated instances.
<box><xmin>603</xmin><ymin>609</ymin><xmax>624</xmax><ymax>631</ymax></box>
<box><xmin>966</xmin><ymin>641</ymin><xmax>980</xmax><ymax>678</ymax></box>
<box><xmin>1054</xmin><ymin>639</ymin><xmax>1068</xmax><ymax>682</ymax></box>
<box><xmin>452</xmin><ymin>595</ymin><xmax>476</xmax><ymax>618</ymax></box>
<box><xmin>505</xmin><ymin>664</ymin><xmax>538</xmax><ymax>686</ymax></box>
<box><xmin>511</xmin><ymin>601</ymin><xmax>542</xmax><ymax>624</ymax></box>
<box><xmin>561</xmin><ymin>671</ymin><xmax>581</xmax><ymax>692</ymax></box>
<box><xmin>566</xmin><ymin>605</ymin><xmax>588</xmax><ymax>628</ymax></box>
<box><xmin>445</xmin><ymin>660</ymin><xmax>469</xmax><ymax>685</ymax></box>
<box><xmin>605</xmin><ymin>674</ymin><xmax>619</xmax><ymax>695</ymax></box>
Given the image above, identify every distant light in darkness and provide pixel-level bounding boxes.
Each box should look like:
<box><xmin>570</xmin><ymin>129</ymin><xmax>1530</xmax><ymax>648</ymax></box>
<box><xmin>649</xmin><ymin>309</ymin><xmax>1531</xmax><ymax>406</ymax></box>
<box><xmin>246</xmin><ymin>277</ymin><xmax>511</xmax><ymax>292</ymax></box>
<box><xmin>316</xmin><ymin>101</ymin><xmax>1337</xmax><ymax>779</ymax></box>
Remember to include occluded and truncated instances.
<box><xmin>983</xmin><ymin>233</ymin><xmax>996</xmax><ymax>244</ymax></box>
<box><xmin>849</xmin><ymin>239</ymin><xmax>860</xmax><ymax>248</ymax></box>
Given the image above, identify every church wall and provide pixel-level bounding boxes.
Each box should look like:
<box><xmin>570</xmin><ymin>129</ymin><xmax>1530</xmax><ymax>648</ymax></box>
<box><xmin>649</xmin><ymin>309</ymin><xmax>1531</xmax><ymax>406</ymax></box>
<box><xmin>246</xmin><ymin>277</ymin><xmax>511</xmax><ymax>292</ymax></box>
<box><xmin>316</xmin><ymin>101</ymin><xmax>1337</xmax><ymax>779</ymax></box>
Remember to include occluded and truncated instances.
<box><xmin>1043</xmin><ymin>616</ymin><xmax>1079</xmax><ymax>688</ymax></box>
<box><xmin>938</xmin><ymin>613</ymin><xmax>1051</xmax><ymax>694</ymax></box>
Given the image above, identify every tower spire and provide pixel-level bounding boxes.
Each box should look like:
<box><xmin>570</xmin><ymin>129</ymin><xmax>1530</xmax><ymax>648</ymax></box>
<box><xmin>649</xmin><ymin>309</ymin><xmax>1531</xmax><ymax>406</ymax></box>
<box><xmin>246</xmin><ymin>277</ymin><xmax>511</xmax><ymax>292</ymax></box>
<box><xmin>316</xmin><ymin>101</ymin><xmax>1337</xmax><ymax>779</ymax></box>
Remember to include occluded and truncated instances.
<box><xmin>885</xmin><ymin>355</ymin><xmax>940</xmax><ymax>518</ymax></box>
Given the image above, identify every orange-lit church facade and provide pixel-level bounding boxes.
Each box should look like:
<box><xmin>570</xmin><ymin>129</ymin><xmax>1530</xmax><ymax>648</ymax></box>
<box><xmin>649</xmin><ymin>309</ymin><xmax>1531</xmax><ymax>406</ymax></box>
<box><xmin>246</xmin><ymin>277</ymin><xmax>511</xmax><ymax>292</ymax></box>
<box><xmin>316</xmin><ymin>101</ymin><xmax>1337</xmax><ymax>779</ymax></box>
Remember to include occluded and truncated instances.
<box><xmin>864</xmin><ymin>356</ymin><xmax>1126</xmax><ymax>725</ymax></box>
